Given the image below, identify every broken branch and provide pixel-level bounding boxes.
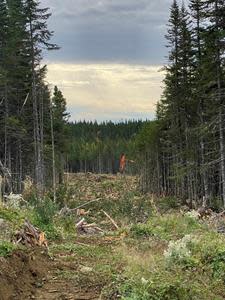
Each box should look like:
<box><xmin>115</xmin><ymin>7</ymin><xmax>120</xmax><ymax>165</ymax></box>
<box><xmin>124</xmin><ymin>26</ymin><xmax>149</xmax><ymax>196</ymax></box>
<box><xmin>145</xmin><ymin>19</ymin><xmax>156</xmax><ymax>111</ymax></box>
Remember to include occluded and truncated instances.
<box><xmin>102</xmin><ymin>210</ymin><xmax>119</xmax><ymax>230</ymax></box>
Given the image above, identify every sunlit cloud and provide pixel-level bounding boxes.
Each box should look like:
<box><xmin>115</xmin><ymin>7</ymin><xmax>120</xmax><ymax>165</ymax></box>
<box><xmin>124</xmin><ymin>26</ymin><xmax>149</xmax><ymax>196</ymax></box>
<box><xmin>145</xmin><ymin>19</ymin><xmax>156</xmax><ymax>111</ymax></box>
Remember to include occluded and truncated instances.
<box><xmin>46</xmin><ymin>63</ymin><xmax>164</xmax><ymax>122</ymax></box>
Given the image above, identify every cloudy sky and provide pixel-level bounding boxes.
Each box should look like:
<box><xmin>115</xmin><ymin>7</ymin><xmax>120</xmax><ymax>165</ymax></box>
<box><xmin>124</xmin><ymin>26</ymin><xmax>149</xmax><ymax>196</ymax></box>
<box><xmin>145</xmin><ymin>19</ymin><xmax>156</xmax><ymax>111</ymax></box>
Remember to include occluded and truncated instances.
<box><xmin>41</xmin><ymin>0</ymin><xmax>174</xmax><ymax>122</ymax></box>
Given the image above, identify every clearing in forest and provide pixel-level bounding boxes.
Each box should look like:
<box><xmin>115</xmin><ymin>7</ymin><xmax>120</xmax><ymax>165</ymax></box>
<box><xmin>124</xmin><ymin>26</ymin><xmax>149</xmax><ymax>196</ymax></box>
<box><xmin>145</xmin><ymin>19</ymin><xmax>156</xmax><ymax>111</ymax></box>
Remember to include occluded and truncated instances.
<box><xmin>1</xmin><ymin>174</ymin><xmax>225</xmax><ymax>300</ymax></box>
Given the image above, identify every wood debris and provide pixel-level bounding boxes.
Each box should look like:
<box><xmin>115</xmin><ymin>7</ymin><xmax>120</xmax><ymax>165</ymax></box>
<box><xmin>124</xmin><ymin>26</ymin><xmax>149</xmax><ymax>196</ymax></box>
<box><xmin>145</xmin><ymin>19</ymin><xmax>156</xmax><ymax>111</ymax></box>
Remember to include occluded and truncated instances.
<box><xmin>102</xmin><ymin>210</ymin><xmax>119</xmax><ymax>230</ymax></box>
<box><xmin>197</xmin><ymin>207</ymin><xmax>213</xmax><ymax>219</ymax></box>
<box><xmin>58</xmin><ymin>199</ymin><xmax>101</xmax><ymax>216</ymax></box>
<box><xmin>75</xmin><ymin>218</ymin><xmax>104</xmax><ymax>235</ymax></box>
<box><xmin>77</xmin><ymin>208</ymin><xmax>90</xmax><ymax>216</ymax></box>
<box><xmin>14</xmin><ymin>220</ymin><xmax>48</xmax><ymax>248</ymax></box>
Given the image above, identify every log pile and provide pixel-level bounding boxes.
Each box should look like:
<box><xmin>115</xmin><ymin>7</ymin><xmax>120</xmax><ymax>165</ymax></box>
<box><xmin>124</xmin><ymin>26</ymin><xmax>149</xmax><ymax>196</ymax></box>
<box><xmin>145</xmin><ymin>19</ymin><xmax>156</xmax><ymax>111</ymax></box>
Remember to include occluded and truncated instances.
<box><xmin>14</xmin><ymin>220</ymin><xmax>48</xmax><ymax>248</ymax></box>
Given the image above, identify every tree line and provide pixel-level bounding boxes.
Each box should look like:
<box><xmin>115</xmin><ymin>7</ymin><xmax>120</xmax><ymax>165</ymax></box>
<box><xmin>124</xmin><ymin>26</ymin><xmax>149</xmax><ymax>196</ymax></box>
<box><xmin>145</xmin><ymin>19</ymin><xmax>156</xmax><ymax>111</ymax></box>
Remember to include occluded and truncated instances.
<box><xmin>0</xmin><ymin>0</ymin><xmax>145</xmax><ymax>196</ymax></box>
<box><xmin>0</xmin><ymin>0</ymin><xmax>68</xmax><ymax>196</ymax></box>
<box><xmin>67</xmin><ymin>120</ymin><xmax>144</xmax><ymax>174</ymax></box>
<box><xmin>137</xmin><ymin>0</ymin><xmax>225</xmax><ymax>208</ymax></box>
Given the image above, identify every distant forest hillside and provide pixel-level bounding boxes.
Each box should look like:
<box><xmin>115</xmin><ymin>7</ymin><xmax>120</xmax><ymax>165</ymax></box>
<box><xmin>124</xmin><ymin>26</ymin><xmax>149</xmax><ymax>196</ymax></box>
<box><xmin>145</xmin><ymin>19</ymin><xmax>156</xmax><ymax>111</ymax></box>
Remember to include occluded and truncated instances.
<box><xmin>67</xmin><ymin>120</ymin><xmax>145</xmax><ymax>174</ymax></box>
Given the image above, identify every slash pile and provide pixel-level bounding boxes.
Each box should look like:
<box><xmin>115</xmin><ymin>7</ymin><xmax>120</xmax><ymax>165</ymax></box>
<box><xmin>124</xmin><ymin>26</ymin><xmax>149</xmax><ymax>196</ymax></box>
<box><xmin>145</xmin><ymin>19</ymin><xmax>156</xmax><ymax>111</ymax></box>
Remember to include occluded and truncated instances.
<box><xmin>14</xmin><ymin>220</ymin><xmax>48</xmax><ymax>248</ymax></box>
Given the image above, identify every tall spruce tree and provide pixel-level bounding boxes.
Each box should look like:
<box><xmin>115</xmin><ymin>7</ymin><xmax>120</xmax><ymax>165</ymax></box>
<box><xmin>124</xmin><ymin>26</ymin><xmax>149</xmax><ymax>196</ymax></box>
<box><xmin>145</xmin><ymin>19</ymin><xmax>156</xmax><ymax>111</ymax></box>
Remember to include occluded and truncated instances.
<box><xmin>24</xmin><ymin>0</ymin><xmax>58</xmax><ymax>195</ymax></box>
<box><xmin>0</xmin><ymin>0</ymin><xmax>62</xmax><ymax>196</ymax></box>
<box><xmin>51</xmin><ymin>86</ymin><xmax>69</xmax><ymax>184</ymax></box>
<box><xmin>189</xmin><ymin>0</ymin><xmax>210</xmax><ymax>203</ymax></box>
<box><xmin>203</xmin><ymin>0</ymin><xmax>225</xmax><ymax>205</ymax></box>
<box><xmin>139</xmin><ymin>0</ymin><xmax>225</xmax><ymax>208</ymax></box>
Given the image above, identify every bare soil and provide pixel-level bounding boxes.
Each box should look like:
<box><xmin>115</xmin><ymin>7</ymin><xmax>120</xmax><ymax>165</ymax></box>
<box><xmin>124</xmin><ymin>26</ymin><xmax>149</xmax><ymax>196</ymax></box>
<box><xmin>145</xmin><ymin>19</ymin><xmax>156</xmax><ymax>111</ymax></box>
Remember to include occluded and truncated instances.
<box><xmin>0</xmin><ymin>240</ymin><xmax>109</xmax><ymax>300</ymax></box>
<box><xmin>0</xmin><ymin>174</ymin><xmax>131</xmax><ymax>300</ymax></box>
<box><xmin>0</xmin><ymin>248</ymin><xmax>50</xmax><ymax>300</ymax></box>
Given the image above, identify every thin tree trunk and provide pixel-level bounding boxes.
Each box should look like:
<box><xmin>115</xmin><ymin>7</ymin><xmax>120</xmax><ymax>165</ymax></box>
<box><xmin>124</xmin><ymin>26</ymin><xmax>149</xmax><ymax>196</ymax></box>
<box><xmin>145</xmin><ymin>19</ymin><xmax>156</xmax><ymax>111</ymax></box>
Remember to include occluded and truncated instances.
<box><xmin>4</xmin><ymin>84</ymin><xmax>8</xmax><ymax>169</ymax></box>
<box><xmin>215</xmin><ymin>0</ymin><xmax>225</xmax><ymax>207</ymax></box>
<box><xmin>50</xmin><ymin>100</ymin><xmax>56</xmax><ymax>201</ymax></box>
<box><xmin>29</xmin><ymin>18</ymin><xmax>43</xmax><ymax>198</ymax></box>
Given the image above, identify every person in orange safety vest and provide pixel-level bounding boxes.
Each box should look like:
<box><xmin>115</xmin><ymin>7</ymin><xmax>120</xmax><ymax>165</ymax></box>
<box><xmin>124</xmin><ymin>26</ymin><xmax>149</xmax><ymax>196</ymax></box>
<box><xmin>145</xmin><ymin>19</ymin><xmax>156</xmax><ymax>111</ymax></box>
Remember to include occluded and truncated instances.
<box><xmin>119</xmin><ymin>153</ymin><xmax>126</xmax><ymax>174</ymax></box>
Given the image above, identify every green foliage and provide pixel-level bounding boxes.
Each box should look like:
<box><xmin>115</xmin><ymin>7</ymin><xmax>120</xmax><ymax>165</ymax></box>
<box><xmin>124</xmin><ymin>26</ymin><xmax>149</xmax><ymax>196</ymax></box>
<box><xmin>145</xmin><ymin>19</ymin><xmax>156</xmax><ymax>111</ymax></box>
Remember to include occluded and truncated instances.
<box><xmin>0</xmin><ymin>206</ymin><xmax>21</xmax><ymax>223</ymax></box>
<box><xmin>55</xmin><ymin>184</ymin><xmax>74</xmax><ymax>208</ymax></box>
<box><xmin>45</xmin><ymin>184</ymin><xmax>74</xmax><ymax>208</ymax></box>
<box><xmin>0</xmin><ymin>205</ymin><xmax>27</xmax><ymax>228</ymax></box>
<box><xmin>39</xmin><ymin>223</ymin><xmax>61</xmax><ymax>241</ymax></box>
<box><xmin>130</xmin><ymin>223</ymin><xmax>154</xmax><ymax>238</ymax></box>
<box><xmin>130</xmin><ymin>214</ymin><xmax>203</xmax><ymax>241</ymax></box>
<box><xmin>0</xmin><ymin>241</ymin><xmax>16</xmax><ymax>257</ymax></box>
<box><xmin>33</xmin><ymin>196</ymin><xmax>58</xmax><ymax>226</ymax></box>
<box><xmin>135</xmin><ymin>121</ymin><xmax>159</xmax><ymax>152</ymax></box>
<box><xmin>209</xmin><ymin>197</ymin><xmax>223</xmax><ymax>212</ymax></box>
<box><xmin>137</xmin><ymin>0</ymin><xmax>225</xmax><ymax>207</ymax></box>
<box><xmin>0</xmin><ymin>0</ymin><xmax>61</xmax><ymax>195</ymax></box>
<box><xmin>120</xmin><ymin>277</ymin><xmax>198</xmax><ymax>300</ymax></box>
<box><xmin>210</xmin><ymin>251</ymin><xmax>225</xmax><ymax>281</ymax></box>
<box><xmin>60</xmin><ymin>216</ymin><xmax>75</xmax><ymax>234</ymax></box>
<box><xmin>157</xmin><ymin>196</ymin><xmax>181</xmax><ymax>212</ymax></box>
<box><xmin>67</xmin><ymin>120</ymin><xmax>144</xmax><ymax>174</ymax></box>
<box><xmin>190</xmin><ymin>232</ymin><xmax>225</xmax><ymax>281</ymax></box>
<box><xmin>120</xmin><ymin>212</ymin><xmax>225</xmax><ymax>300</ymax></box>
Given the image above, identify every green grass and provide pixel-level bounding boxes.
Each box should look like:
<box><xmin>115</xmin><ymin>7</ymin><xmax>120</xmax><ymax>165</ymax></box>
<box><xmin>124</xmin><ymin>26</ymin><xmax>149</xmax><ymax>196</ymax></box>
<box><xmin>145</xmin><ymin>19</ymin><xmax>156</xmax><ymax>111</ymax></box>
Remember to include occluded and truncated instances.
<box><xmin>1</xmin><ymin>175</ymin><xmax>225</xmax><ymax>300</ymax></box>
<box><xmin>0</xmin><ymin>241</ymin><xmax>17</xmax><ymax>257</ymax></box>
<box><xmin>117</xmin><ymin>212</ymin><xmax>225</xmax><ymax>300</ymax></box>
<box><xmin>0</xmin><ymin>205</ymin><xmax>27</xmax><ymax>227</ymax></box>
<box><xmin>130</xmin><ymin>213</ymin><xmax>206</xmax><ymax>241</ymax></box>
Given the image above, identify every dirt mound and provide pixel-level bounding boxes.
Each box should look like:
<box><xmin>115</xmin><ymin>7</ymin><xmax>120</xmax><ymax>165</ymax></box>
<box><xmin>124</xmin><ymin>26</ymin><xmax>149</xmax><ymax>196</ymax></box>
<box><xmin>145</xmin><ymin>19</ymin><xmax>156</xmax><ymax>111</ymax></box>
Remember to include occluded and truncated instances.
<box><xmin>0</xmin><ymin>248</ymin><xmax>50</xmax><ymax>300</ymax></box>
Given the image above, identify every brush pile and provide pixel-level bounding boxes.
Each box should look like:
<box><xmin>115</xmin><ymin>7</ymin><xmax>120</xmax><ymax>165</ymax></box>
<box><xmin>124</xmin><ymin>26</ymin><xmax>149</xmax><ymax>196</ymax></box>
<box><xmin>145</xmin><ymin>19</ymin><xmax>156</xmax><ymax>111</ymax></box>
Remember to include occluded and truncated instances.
<box><xmin>14</xmin><ymin>220</ymin><xmax>48</xmax><ymax>248</ymax></box>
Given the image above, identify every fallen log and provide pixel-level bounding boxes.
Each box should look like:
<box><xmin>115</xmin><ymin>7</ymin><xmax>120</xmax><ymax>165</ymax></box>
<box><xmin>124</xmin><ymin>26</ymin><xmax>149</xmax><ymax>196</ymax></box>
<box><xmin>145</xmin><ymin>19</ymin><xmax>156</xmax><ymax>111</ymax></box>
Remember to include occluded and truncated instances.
<box><xmin>59</xmin><ymin>198</ymin><xmax>101</xmax><ymax>216</ymax></box>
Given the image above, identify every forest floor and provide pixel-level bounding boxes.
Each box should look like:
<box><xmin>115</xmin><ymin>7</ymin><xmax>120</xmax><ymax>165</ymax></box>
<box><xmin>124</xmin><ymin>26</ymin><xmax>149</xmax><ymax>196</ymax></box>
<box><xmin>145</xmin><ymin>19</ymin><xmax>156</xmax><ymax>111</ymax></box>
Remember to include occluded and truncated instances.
<box><xmin>1</xmin><ymin>174</ymin><xmax>225</xmax><ymax>299</ymax></box>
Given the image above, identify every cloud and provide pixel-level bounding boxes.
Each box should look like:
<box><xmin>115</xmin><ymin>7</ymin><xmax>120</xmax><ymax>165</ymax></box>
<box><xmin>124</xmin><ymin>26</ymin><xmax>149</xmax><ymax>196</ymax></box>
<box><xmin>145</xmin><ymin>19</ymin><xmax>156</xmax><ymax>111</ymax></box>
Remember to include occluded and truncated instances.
<box><xmin>46</xmin><ymin>63</ymin><xmax>164</xmax><ymax>122</ymax></box>
<box><xmin>39</xmin><ymin>1</ymin><xmax>184</xmax><ymax>121</ymax></box>
<box><xmin>41</xmin><ymin>0</ymin><xmax>175</xmax><ymax>64</ymax></box>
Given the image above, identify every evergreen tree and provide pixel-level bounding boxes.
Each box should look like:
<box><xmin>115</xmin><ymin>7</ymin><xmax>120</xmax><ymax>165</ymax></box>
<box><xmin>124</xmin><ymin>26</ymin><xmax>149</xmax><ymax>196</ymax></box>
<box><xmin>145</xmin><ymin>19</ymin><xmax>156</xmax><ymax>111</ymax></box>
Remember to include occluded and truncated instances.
<box><xmin>0</xmin><ymin>0</ymin><xmax>61</xmax><ymax>195</ymax></box>
<box><xmin>24</xmin><ymin>0</ymin><xmax>58</xmax><ymax>195</ymax></box>
<box><xmin>140</xmin><ymin>0</ymin><xmax>225</xmax><ymax>208</ymax></box>
<box><xmin>51</xmin><ymin>86</ymin><xmax>69</xmax><ymax>183</ymax></box>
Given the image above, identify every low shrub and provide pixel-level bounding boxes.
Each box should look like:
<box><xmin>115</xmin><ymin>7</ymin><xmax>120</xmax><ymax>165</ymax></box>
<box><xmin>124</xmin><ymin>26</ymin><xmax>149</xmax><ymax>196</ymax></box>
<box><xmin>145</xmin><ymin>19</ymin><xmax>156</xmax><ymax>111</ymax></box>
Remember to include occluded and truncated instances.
<box><xmin>130</xmin><ymin>213</ymin><xmax>204</xmax><ymax>241</ymax></box>
<box><xmin>0</xmin><ymin>241</ymin><xmax>16</xmax><ymax>257</ymax></box>
<box><xmin>120</xmin><ymin>273</ymin><xmax>206</xmax><ymax>300</ymax></box>
<box><xmin>157</xmin><ymin>196</ymin><xmax>181</xmax><ymax>212</ymax></box>
<box><xmin>130</xmin><ymin>223</ymin><xmax>154</xmax><ymax>238</ymax></box>
<box><xmin>33</xmin><ymin>196</ymin><xmax>58</xmax><ymax>226</ymax></box>
<box><xmin>164</xmin><ymin>235</ymin><xmax>191</xmax><ymax>261</ymax></box>
<box><xmin>191</xmin><ymin>232</ymin><xmax>225</xmax><ymax>282</ymax></box>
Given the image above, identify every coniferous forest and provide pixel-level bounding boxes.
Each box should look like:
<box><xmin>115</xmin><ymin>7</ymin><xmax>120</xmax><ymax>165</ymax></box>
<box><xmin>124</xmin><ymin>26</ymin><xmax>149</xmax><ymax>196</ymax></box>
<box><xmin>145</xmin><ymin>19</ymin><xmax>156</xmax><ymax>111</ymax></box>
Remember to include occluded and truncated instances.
<box><xmin>1</xmin><ymin>0</ymin><xmax>225</xmax><ymax>210</ymax></box>
<box><xmin>67</xmin><ymin>120</ymin><xmax>143</xmax><ymax>174</ymax></box>
<box><xmin>138</xmin><ymin>0</ymin><xmax>225</xmax><ymax>209</ymax></box>
<box><xmin>0</xmin><ymin>0</ymin><xmax>144</xmax><ymax>196</ymax></box>
<box><xmin>0</xmin><ymin>0</ymin><xmax>68</xmax><ymax>196</ymax></box>
<box><xmin>2</xmin><ymin>1</ymin><xmax>225</xmax><ymax>299</ymax></box>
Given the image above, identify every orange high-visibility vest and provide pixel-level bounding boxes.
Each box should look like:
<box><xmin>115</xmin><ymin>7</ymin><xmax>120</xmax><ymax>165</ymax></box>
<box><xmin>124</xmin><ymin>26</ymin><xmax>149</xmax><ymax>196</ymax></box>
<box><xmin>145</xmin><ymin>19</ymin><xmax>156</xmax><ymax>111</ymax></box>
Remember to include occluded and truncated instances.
<box><xmin>119</xmin><ymin>155</ymin><xmax>126</xmax><ymax>172</ymax></box>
